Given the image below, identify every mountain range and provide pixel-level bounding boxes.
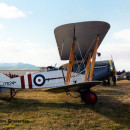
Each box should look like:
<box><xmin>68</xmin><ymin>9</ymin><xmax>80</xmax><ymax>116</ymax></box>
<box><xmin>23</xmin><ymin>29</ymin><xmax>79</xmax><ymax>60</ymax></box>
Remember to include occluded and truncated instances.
<box><xmin>0</xmin><ymin>63</ymin><xmax>37</xmax><ymax>68</ymax></box>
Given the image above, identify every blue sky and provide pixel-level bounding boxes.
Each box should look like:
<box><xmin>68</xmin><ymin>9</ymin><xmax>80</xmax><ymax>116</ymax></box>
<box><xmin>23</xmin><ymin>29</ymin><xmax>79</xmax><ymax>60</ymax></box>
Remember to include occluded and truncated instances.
<box><xmin>0</xmin><ymin>0</ymin><xmax>130</xmax><ymax>71</ymax></box>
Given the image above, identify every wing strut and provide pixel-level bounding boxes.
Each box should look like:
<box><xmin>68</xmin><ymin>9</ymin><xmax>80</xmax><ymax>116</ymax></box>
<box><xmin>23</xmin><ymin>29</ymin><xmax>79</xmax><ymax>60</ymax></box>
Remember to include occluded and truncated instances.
<box><xmin>84</xmin><ymin>51</ymin><xmax>92</xmax><ymax>82</ymax></box>
<box><xmin>65</xmin><ymin>41</ymin><xmax>75</xmax><ymax>85</ymax></box>
<box><xmin>89</xmin><ymin>36</ymin><xmax>99</xmax><ymax>81</ymax></box>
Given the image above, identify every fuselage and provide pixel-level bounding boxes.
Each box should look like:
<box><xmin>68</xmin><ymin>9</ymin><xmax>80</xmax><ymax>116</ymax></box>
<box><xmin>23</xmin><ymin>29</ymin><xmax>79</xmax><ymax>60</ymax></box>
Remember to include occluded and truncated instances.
<box><xmin>63</xmin><ymin>60</ymin><xmax>116</xmax><ymax>82</ymax></box>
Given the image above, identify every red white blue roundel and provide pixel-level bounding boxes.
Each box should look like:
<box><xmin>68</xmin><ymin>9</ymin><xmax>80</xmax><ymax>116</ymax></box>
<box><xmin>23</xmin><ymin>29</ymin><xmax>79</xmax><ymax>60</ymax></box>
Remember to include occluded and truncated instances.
<box><xmin>33</xmin><ymin>74</ymin><xmax>45</xmax><ymax>86</ymax></box>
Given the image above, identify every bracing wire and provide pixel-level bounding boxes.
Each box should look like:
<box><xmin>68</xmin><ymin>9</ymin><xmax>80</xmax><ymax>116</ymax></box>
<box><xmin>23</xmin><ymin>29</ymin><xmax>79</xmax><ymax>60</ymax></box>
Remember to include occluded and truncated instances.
<box><xmin>74</xmin><ymin>39</ymin><xmax>96</xmax><ymax>75</ymax></box>
<box><xmin>77</xmin><ymin>42</ymin><xmax>86</xmax><ymax>69</ymax></box>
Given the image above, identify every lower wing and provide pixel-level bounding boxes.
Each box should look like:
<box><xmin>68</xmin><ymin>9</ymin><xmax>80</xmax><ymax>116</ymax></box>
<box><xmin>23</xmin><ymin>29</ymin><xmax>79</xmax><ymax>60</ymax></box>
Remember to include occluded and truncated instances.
<box><xmin>45</xmin><ymin>81</ymin><xmax>102</xmax><ymax>93</ymax></box>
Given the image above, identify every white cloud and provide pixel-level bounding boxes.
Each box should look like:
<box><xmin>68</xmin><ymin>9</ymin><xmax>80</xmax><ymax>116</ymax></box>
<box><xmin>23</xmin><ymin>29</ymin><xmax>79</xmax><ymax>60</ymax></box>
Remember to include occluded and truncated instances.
<box><xmin>113</xmin><ymin>29</ymin><xmax>130</xmax><ymax>42</ymax></box>
<box><xmin>28</xmin><ymin>11</ymin><xmax>32</xmax><ymax>14</ymax></box>
<box><xmin>0</xmin><ymin>39</ymin><xmax>62</xmax><ymax>67</ymax></box>
<box><xmin>0</xmin><ymin>3</ymin><xmax>26</xmax><ymax>19</ymax></box>
<box><xmin>98</xmin><ymin>29</ymin><xmax>130</xmax><ymax>71</ymax></box>
<box><xmin>6</xmin><ymin>37</ymin><xmax>13</xmax><ymax>41</ymax></box>
<box><xmin>0</xmin><ymin>38</ymin><xmax>129</xmax><ymax>70</ymax></box>
<box><xmin>97</xmin><ymin>43</ymin><xmax>130</xmax><ymax>71</ymax></box>
<box><xmin>0</xmin><ymin>23</ymin><xmax>4</xmax><ymax>29</ymax></box>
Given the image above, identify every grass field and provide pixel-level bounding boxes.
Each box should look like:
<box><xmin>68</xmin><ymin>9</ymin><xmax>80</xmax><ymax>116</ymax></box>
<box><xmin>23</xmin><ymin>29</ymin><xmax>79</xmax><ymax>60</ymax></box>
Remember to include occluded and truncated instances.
<box><xmin>0</xmin><ymin>80</ymin><xmax>130</xmax><ymax>129</ymax></box>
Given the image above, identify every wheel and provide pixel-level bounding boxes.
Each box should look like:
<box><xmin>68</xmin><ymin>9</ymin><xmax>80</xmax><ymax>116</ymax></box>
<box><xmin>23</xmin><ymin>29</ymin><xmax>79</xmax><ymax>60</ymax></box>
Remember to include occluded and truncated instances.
<box><xmin>107</xmin><ymin>79</ymin><xmax>110</xmax><ymax>85</ymax></box>
<box><xmin>107</xmin><ymin>81</ymin><xmax>110</xmax><ymax>85</ymax></box>
<box><xmin>81</xmin><ymin>91</ymin><xmax>97</xmax><ymax>105</ymax></box>
<box><xmin>103</xmin><ymin>81</ymin><xmax>107</xmax><ymax>86</ymax></box>
<box><xmin>80</xmin><ymin>90</ymin><xmax>90</xmax><ymax>102</ymax></box>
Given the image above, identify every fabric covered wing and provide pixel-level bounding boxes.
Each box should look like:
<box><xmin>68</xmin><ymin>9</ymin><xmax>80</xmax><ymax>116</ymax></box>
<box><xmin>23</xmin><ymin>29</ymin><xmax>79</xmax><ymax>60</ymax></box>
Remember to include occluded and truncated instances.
<box><xmin>45</xmin><ymin>81</ymin><xmax>101</xmax><ymax>93</ymax></box>
<box><xmin>54</xmin><ymin>21</ymin><xmax>110</xmax><ymax>60</ymax></box>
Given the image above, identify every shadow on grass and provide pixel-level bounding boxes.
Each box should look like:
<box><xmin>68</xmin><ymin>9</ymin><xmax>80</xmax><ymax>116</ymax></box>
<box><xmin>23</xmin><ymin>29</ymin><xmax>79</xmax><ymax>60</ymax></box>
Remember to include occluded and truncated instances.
<box><xmin>97</xmin><ymin>89</ymin><xmax>125</xmax><ymax>95</ymax></box>
<box><xmin>0</xmin><ymin>95</ymin><xmax>129</xmax><ymax>128</ymax></box>
<box><xmin>90</xmin><ymin>95</ymin><xmax>130</xmax><ymax>128</ymax></box>
<box><xmin>0</xmin><ymin>98</ymin><xmax>86</xmax><ymax>112</ymax></box>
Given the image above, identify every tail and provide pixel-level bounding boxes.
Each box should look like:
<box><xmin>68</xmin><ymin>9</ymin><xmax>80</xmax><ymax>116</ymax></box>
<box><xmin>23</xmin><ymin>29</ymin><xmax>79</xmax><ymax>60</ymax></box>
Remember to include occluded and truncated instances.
<box><xmin>0</xmin><ymin>73</ymin><xmax>11</xmax><ymax>91</ymax></box>
<box><xmin>0</xmin><ymin>73</ymin><xmax>10</xmax><ymax>80</ymax></box>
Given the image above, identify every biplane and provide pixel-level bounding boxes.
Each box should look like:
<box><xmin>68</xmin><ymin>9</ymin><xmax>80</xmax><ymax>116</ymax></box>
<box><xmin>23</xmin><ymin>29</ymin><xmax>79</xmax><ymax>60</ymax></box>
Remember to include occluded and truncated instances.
<box><xmin>0</xmin><ymin>21</ymin><xmax>110</xmax><ymax>105</ymax></box>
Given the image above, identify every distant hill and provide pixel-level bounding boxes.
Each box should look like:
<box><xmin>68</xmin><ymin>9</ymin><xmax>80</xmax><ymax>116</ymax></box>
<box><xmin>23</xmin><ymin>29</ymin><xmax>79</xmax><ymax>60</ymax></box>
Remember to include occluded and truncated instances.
<box><xmin>0</xmin><ymin>63</ymin><xmax>37</xmax><ymax>68</ymax></box>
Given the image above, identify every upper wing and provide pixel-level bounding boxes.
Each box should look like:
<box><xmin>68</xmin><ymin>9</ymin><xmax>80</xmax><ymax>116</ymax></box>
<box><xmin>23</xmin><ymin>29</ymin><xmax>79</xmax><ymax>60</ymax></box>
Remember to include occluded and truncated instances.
<box><xmin>45</xmin><ymin>81</ymin><xmax>102</xmax><ymax>93</ymax></box>
<box><xmin>54</xmin><ymin>21</ymin><xmax>110</xmax><ymax>60</ymax></box>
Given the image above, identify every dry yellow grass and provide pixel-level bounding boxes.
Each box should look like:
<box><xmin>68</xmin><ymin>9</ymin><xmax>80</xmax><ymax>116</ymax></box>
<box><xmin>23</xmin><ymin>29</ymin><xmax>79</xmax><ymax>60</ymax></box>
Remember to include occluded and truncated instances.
<box><xmin>0</xmin><ymin>80</ymin><xmax>130</xmax><ymax>129</ymax></box>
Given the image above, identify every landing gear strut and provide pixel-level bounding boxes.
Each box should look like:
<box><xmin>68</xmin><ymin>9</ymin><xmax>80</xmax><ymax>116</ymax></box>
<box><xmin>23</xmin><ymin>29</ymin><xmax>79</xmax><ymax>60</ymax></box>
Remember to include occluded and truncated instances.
<box><xmin>9</xmin><ymin>88</ymin><xmax>20</xmax><ymax>101</ymax></box>
<box><xmin>80</xmin><ymin>90</ymin><xmax>97</xmax><ymax>105</ymax></box>
<box><xmin>9</xmin><ymin>89</ymin><xmax>17</xmax><ymax>101</ymax></box>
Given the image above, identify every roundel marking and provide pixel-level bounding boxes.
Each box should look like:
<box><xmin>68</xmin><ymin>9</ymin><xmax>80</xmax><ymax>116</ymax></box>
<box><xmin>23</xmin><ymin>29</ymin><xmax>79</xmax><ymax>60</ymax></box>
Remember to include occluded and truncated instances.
<box><xmin>33</xmin><ymin>74</ymin><xmax>45</xmax><ymax>86</ymax></box>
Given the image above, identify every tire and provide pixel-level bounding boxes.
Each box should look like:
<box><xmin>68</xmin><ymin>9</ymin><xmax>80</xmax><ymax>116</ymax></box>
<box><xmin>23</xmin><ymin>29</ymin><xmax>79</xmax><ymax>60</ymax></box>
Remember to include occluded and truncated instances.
<box><xmin>80</xmin><ymin>90</ymin><xmax>90</xmax><ymax>102</ymax></box>
<box><xmin>107</xmin><ymin>81</ymin><xmax>110</xmax><ymax>85</ymax></box>
<box><xmin>103</xmin><ymin>81</ymin><xmax>107</xmax><ymax>86</ymax></box>
<box><xmin>81</xmin><ymin>91</ymin><xmax>97</xmax><ymax>105</ymax></box>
